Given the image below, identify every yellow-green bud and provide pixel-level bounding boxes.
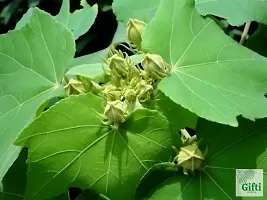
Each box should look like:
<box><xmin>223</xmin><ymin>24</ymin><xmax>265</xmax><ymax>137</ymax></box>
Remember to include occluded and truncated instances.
<box><xmin>104</xmin><ymin>100</ymin><xmax>125</xmax><ymax>123</ymax></box>
<box><xmin>136</xmin><ymin>80</ymin><xmax>153</xmax><ymax>102</ymax></box>
<box><xmin>108</xmin><ymin>54</ymin><xmax>127</xmax><ymax>78</ymax></box>
<box><xmin>102</xmin><ymin>85</ymin><xmax>121</xmax><ymax>101</ymax></box>
<box><xmin>127</xmin><ymin>18</ymin><xmax>146</xmax><ymax>49</ymax></box>
<box><xmin>129</xmin><ymin>77</ymin><xmax>140</xmax><ymax>88</ymax></box>
<box><xmin>64</xmin><ymin>79</ymin><xmax>86</xmax><ymax>96</ymax></box>
<box><xmin>124</xmin><ymin>88</ymin><xmax>137</xmax><ymax>101</ymax></box>
<box><xmin>141</xmin><ymin>54</ymin><xmax>168</xmax><ymax>80</ymax></box>
<box><xmin>125</xmin><ymin>56</ymin><xmax>140</xmax><ymax>81</ymax></box>
<box><xmin>177</xmin><ymin>142</ymin><xmax>204</xmax><ymax>175</ymax></box>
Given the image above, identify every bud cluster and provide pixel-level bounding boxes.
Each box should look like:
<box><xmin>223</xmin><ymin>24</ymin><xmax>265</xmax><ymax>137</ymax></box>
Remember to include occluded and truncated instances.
<box><xmin>101</xmin><ymin>49</ymin><xmax>170</xmax><ymax>128</ymax></box>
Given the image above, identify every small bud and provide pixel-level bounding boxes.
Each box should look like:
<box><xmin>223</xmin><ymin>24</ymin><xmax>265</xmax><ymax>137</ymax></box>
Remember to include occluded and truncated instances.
<box><xmin>136</xmin><ymin>80</ymin><xmax>153</xmax><ymax>102</ymax></box>
<box><xmin>108</xmin><ymin>54</ymin><xmax>127</xmax><ymax>78</ymax></box>
<box><xmin>177</xmin><ymin>142</ymin><xmax>204</xmax><ymax>175</ymax></box>
<box><xmin>129</xmin><ymin>77</ymin><xmax>140</xmax><ymax>88</ymax></box>
<box><xmin>125</xmin><ymin>56</ymin><xmax>140</xmax><ymax>81</ymax></box>
<box><xmin>64</xmin><ymin>79</ymin><xmax>86</xmax><ymax>96</ymax></box>
<box><xmin>141</xmin><ymin>54</ymin><xmax>168</xmax><ymax>81</ymax></box>
<box><xmin>102</xmin><ymin>84</ymin><xmax>121</xmax><ymax>101</ymax></box>
<box><xmin>127</xmin><ymin>18</ymin><xmax>146</xmax><ymax>49</ymax></box>
<box><xmin>124</xmin><ymin>88</ymin><xmax>137</xmax><ymax>101</ymax></box>
<box><xmin>104</xmin><ymin>100</ymin><xmax>126</xmax><ymax>123</ymax></box>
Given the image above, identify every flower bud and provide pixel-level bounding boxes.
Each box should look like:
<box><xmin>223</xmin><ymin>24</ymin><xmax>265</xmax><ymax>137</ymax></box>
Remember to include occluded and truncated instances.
<box><xmin>124</xmin><ymin>88</ymin><xmax>137</xmax><ymax>101</ymax></box>
<box><xmin>129</xmin><ymin>77</ymin><xmax>140</xmax><ymax>88</ymax></box>
<box><xmin>127</xmin><ymin>18</ymin><xmax>146</xmax><ymax>49</ymax></box>
<box><xmin>141</xmin><ymin>54</ymin><xmax>168</xmax><ymax>80</ymax></box>
<box><xmin>136</xmin><ymin>80</ymin><xmax>153</xmax><ymax>102</ymax></box>
<box><xmin>104</xmin><ymin>100</ymin><xmax>125</xmax><ymax>123</ymax></box>
<box><xmin>177</xmin><ymin>142</ymin><xmax>204</xmax><ymax>175</ymax></box>
<box><xmin>108</xmin><ymin>54</ymin><xmax>127</xmax><ymax>78</ymax></box>
<box><xmin>64</xmin><ymin>79</ymin><xmax>86</xmax><ymax>96</ymax></box>
<box><xmin>102</xmin><ymin>84</ymin><xmax>121</xmax><ymax>101</ymax></box>
<box><xmin>125</xmin><ymin>56</ymin><xmax>140</xmax><ymax>81</ymax></box>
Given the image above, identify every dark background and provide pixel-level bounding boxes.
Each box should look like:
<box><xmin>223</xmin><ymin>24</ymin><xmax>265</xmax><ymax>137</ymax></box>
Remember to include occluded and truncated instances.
<box><xmin>0</xmin><ymin>0</ymin><xmax>118</xmax><ymax>58</ymax></box>
<box><xmin>0</xmin><ymin>0</ymin><xmax>259</xmax><ymax>60</ymax></box>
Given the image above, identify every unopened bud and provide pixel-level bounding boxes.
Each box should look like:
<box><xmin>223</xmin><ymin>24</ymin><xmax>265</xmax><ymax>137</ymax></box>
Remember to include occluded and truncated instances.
<box><xmin>136</xmin><ymin>80</ymin><xmax>153</xmax><ymax>102</ymax></box>
<box><xmin>104</xmin><ymin>100</ymin><xmax>125</xmax><ymax>123</ymax></box>
<box><xmin>64</xmin><ymin>79</ymin><xmax>86</xmax><ymax>96</ymax></box>
<box><xmin>141</xmin><ymin>54</ymin><xmax>168</xmax><ymax>80</ymax></box>
<box><xmin>124</xmin><ymin>88</ymin><xmax>137</xmax><ymax>101</ymax></box>
<box><xmin>102</xmin><ymin>85</ymin><xmax>121</xmax><ymax>101</ymax></box>
<box><xmin>129</xmin><ymin>77</ymin><xmax>140</xmax><ymax>88</ymax></box>
<box><xmin>108</xmin><ymin>54</ymin><xmax>127</xmax><ymax>78</ymax></box>
<box><xmin>127</xmin><ymin>18</ymin><xmax>146</xmax><ymax>49</ymax></box>
<box><xmin>177</xmin><ymin>142</ymin><xmax>204</xmax><ymax>175</ymax></box>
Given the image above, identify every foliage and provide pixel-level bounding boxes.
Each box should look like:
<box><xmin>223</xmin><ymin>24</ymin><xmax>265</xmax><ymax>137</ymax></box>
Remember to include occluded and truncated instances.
<box><xmin>1</xmin><ymin>0</ymin><xmax>267</xmax><ymax>199</ymax></box>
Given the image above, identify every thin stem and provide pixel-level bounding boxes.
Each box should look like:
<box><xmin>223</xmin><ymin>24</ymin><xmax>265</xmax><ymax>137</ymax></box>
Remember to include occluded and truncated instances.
<box><xmin>239</xmin><ymin>22</ymin><xmax>251</xmax><ymax>45</ymax></box>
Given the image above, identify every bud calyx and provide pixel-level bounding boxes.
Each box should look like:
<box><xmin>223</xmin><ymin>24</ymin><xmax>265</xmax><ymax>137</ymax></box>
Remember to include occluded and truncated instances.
<box><xmin>127</xmin><ymin>18</ymin><xmax>146</xmax><ymax>49</ymax></box>
<box><xmin>141</xmin><ymin>53</ymin><xmax>170</xmax><ymax>81</ymax></box>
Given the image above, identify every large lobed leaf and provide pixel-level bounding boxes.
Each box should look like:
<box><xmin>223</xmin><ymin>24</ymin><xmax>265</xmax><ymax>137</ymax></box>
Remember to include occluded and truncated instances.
<box><xmin>15</xmin><ymin>93</ymin><xmax>177</xmax><ymax>200</ymax></box>
<box><xmin>138</xmin><ymin>117</ymin><xmax>267</xmax><ymax>199</ymax></box>
<box><xmin>16</xmin><ymin>0</ymin><xmax>98</xmax><ymax>40</ymax></box>
<box><xmin>142</xmin><ymin>0</ymin><xmax>267</xmax><ymax>127</ymax></box>
<box><xmin>55</xmin><ymin>0</ymin><xmax>98</xmax><ymax>40</ymax></box>
<box><xmin>112</xmin><ymin>0</ymin><xmax>160</xmax><ymax>23</ymax></box>
<box><xmin>0</xmin><ymin>8</ymin><xmax>75</xmax><ymax>182</ymax></box>
<box><xmin>195</xmin><ymin>0</ymin><xmax>267</xmax><ymax>26</ymax></box>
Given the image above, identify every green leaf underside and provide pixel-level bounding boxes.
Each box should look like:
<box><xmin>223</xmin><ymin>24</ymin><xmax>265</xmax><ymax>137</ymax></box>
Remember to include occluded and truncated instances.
<box><xmin>70</xmin><ymin>49</ymin><xmax>109</xmax><ymax>68</ymax></box>
<box><xmin>112</xmin><ymin>0</ymin><xmax>160</xmax><ymax>23</ymax></box>
<box><xmin>195</xmin><ymin>0</ymin><xmax>267</xmax><ymax>26</ymax></box>
<box><xmin>69</xmin><ymin>22</ymin><xmax>127</xmax><ymax>69</ymax></box>
<box><xmin>0</xmin><ymin>149</ymin><xmax>27</xmax><ymax>200</ymax></box>
<box><xmin>15</xmin><ymin>93</ymin><xmax>176</xmax><ymax>200</ymax></box>
<box><xmin>65</xmin><ymin>63</ymin><xmax>104</xmax><ymax>81</ymax></box>
<box><xmin>142</xmin><ymin>0</ymin><xmax>267</xmax><ymax>127</ymax></box>
<box><xmin>0</xmin><ymin>8</ymin><xmax>75</xmax><ymax>182</ymax></box>
<box><xmin>55</xmin><ymin>0</ymin><xmax>98</xmax><ymax>40</ymax></box>
<box><xmin>143</xmin><ymin>117</ymin><xmax>267</xmax><ymax>200</ymax></box>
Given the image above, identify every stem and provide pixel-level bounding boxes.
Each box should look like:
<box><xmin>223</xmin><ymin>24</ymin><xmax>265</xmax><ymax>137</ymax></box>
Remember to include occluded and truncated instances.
<box><xmin>239</xmin><ymin>22</ymin><xmax>251</xmax><ymax>45</ymax></box>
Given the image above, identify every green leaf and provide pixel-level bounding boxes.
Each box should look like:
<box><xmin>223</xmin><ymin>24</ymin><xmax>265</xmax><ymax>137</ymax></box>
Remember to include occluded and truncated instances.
<box><xmin>69</xmin><ymin>22</ymin><xmax>126</xmax><ymax>68</ymax></box>
<box><xmin>76</xmin><ymin>189</ymin><xmax>110</xmax><ymax>200</ymax></box>
<box><xmin>65</xmin><ymin>63</ymin><xmax>105</xmax><ymax>82</ymax></box>
<box><xmin>70</xmin><ymin>49</ymin><xmax>109</xmax><ymax>68</ymax></box>
<box><xmin>144</xmin><ymin>117</ymin><xmax>267</xmax><ymax>199</ymax></box>
<box><xmin>112</xmin><ymin>0</ymin><xmax>160</xmax><ymax>23</ymax></box>
<box><xmin>0</xmin><ymin>8</ymin><xmax>75</xmax><ymax>182</ymax></box>
<box><xmin>55</xmin><ymin>0</ymin><xmax>98</xmax><ymax>40</ymax></box>
<box><xmin>112</xmin><ymin>22</ymin><xmax>127</xmax><ymax>45</ymax></box>
<box><xmin>143</xmin><ymin>0</ymin><xmax>267</xmax><ymax>127</ymax></box>
<box><xmin>0</xmin><ymin>149</ymin><xmax>27</xmax><ymax>200</ymax></box>
<box><xmin>247</xmin><ymin>24</ymin><xmax>267</xmax><ymax>58</ymax></box>
<box><xmin>195</xmin><ymin>0</ymin><xmax>267</xmax><ymax>26</ymax></box>
<box><xmin>152</xmin><ymin>90</ymin><xmax>198</xmax><ymax>131</ymax></box>
<box><xmin>15</xmin><ymin>93</ymin><xmax>177</xmax><ymax>200</ymax></box>
<box><xmin>130</xmin><ymin>54</ymin><xmax>144</xmax><ymax>65</ymax></box>
<box><xmin>15</xmin><ymin>8</ymin><xmax>34</xmax><ymax>30</ymax></box>
<box><xmin>135</xmin><ymin>162</ymin><xmax>181</xmax><ymax>200</ymax></box>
